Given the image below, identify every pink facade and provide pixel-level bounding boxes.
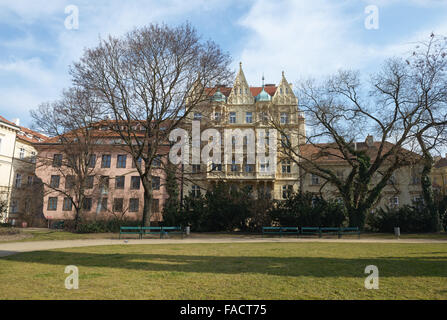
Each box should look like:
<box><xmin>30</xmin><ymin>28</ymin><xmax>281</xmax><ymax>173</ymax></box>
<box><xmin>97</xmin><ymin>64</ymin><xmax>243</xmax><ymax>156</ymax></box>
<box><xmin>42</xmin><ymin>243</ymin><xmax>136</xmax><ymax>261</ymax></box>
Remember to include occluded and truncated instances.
<box><xmin>35</xmin><ymin>144</ymin><xmax>169</xmax><ymax>223</ymax></box>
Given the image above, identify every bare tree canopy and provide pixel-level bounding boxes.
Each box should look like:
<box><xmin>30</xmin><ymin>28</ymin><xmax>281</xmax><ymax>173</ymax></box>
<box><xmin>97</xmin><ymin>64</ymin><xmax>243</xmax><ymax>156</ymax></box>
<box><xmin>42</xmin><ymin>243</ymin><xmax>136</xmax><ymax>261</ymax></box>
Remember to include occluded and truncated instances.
<box><xmin>31</xmin><ymin>87</ymin><xmax>105</xmax><ymax>228</ymax></box>
<box><xmin>273</xmin><ymin>34</ymin><xmax>447</xmax><ymax>228</ymax></box>
<box><xmin>69</xmin><ymin>22</ymin><xmax>233</xmax><ymax>226</ymax></box>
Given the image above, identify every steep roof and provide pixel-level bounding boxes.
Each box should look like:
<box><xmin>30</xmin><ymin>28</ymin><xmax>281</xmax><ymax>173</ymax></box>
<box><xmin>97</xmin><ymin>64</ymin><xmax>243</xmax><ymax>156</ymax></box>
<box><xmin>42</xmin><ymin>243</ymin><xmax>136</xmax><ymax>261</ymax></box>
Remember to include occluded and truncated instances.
<box><xmin>299</xmin><ymin>141</ymin><xmax>420</xmax><ymax>165</ymax></box>
<box><xmin>0</xmin><ymin>115</ymin><xmax>19</xmax><ymax>129</ymax></box>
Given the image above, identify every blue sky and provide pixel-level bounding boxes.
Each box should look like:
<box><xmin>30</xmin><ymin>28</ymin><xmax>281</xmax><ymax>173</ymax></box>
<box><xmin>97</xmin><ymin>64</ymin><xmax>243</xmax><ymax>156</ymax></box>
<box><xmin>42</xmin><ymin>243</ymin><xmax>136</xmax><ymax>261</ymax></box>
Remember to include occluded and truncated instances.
<box><xmin>1</xmin><ymin>0</ymin><xmax>447</xmax><ymax>127</ymax></box>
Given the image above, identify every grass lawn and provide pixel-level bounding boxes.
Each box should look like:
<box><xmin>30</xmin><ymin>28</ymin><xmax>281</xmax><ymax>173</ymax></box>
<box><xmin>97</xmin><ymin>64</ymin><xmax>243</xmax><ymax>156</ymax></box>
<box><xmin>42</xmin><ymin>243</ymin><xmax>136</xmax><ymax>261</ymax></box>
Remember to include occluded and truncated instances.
<box><xmin>1</xmin><ymin>242</ymin><xmax>447</xmax><ymax>299</ymax></box>
<box><xmin>1</xmin><ymin>227</ymin><xmax>447</xmax><ymax>243</ymax></box>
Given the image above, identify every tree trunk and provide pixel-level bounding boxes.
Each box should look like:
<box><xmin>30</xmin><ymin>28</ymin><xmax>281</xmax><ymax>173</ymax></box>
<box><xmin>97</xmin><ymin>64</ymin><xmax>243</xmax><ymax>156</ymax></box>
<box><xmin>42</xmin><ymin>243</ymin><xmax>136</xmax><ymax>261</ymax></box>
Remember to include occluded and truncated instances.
<box><xmin>141</xmin><ymin>177</ymin><xmax>153</xmax><ymax>227</ymax></box>
<box><xmin>420</xmin><ymin>157</ymin><xmax>441</xmax><ymax>232</ymax></box>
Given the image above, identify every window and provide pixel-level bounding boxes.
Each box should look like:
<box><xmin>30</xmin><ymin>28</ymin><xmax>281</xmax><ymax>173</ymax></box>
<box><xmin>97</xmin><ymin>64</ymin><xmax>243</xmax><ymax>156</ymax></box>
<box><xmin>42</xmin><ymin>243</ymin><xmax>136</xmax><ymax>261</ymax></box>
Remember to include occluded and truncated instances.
<box><xmin>85</xmin><ymin>176</ymin><xmax>94</xmax><ymax>189</ymax></box>
<box><xmin>389</xmin><ymin>196</ymin><xmax>399</xmax><ymax>208</ymax></box>
<box><xmin>131</xmin><ymin>176</ymin><xmax>140</xmax><ymax>189</ymax></box>
<box><xmin>132</xmin><ymin>157</ymin><xmax>142</xmax><ymax>168</ymax></box>
<box><xmin>88</xmin><ymin>154</ymin><xmax>96</xmax><ymax>168</ymax></box>
<box><xmin>27</xmin><ymin>175</ymin><xmax>33</xmax><ymax>186</ymax></box>
<box><xmin>282</xmin><ymin>160</ymin><xmax>291</xmax><ymax>173</ymax></box>
<box><xmin>231</xmin><ymin>159</ymin><xmax>238</xmax><ymax>172</ymax></box>
<box><xmin>83</xmin><ymin>198</ymin><xmax>92</xmax><ymax>211</ymax></box>
<box><xmin>47</xmin><ymin>197</ymin><xmax>57</xmax><ymax>211</ymax></box>
<box><xmin>192</xmin><ymin>164</ymin><xmax>201</xmax><ymax>173</ymax></box>
<box><xmin>50</xmin><ymin>175</ymin><xmax>60</xmax><ymax>188</ymax></box>
<box><xmin>311</xmin><ymin>174</ymin><xmax>320</xmax><ymax>185</ymax></box>
<box><xmin>280</xmin><ymin>112</ymin><xmax>289</xmax><ymax>124</ymax></box>
<box><xmin>24</xmin><ymin>198</ymin><xmax>31</xmax><ymax>213</ymax></box>
<box><xmin>260</xmin><ymin>161</ymin><xmax>270</xmax><ymax>172</ymax></box>
<box><xmin>192</xmin><ymin>185</ymin><xmax>201</xmax><ymax>198</ymax></box>
<box><xmin>98</xmin><ymin>197</ymin><xmax>108</xmax><ymax>212</ymax></box>
<box><xmin>63</xmin><ymin>198</ymin><xmax>72</xmax><ymax>211</ymax></box>
<box><xmin>30</xmin><ymin>151</ymin><xmax>36</xmax><ymax>163</ymax></box>
<box><xmin>282</xmin><ymin>185</ymin><xmax>293</xmax><ymax>199</ymax></box>
<box><xmin>214</xmin><ymin>112</ymin><xmax>221</xmax><ymax>122</ymax></box>
<box><xmin>113</xmin><ymin>198</ymin><xmax>124</xmax><ymax>212</ymax></box>
<box><xmin>229</xmin><ymin>112</ymin><xmax>236</xmax><ymax>124</ymax></box>
<box><xmin>153</xmin><ymin>156</ymin><xmax>161</xmax><ymax>167</ymax></box>
<box><xmin>99</xmin><ymin>176</ymin><xmax>109</xmax><ymax>193</ymax></box>
<box><xmin>129</xmin><ymin>198</ymin><xmax>139</xmax><ymax>212</ymax></box>
<box><xmin>245</xmin><ymin>164</ymin><xmax>254</xmax><ymax>172</ymax></box>
<box><xmin>152</xmin><ymin>176</ymin><xmax>160</xmax><ymax>190</ymax></box>
<box><xmin>101</xmin><ymin>154</ymin><xmax>111</xmax><ymax>168</ymax></box>
<box><xmin>281</xmin><ymin>134</ymin><xmax>290</xmax><ymax>147</ymax></box>
<box><xmin>260</xmin><ymin>112</ymin><xmax>268</xmax><ymax>122</ymax></box>
<box><xmin>65</xmin><ymin>175</ymin><xmax>75</xmax><ymax>189</ymax></box>
<box><xmin>117</xmin><ymin>155</ymin><xmax>127</xmax><ymax>168</ymax></box>
<box><xmin>246</xmin><ymin>112</ymin><xmax>252</xmax><ymax>123</ymax></box>
<box><xmin>413</xmin><ymin>196</ymin><xmax>423</xmax><ymax>205</ymax></box>
<box><xmin>15</xmin><ymin>173</ymin><xmax>22</xmax><ymax>188</ymax></box>
<box><xmin>10</xmin><ymin>199</ymin><xmax>18</xmax><ymax>213</ymax></box>
<box><xmin>115</xmin><ymin>176</ymin><xmax>125</xmax><ymax>189</ymax></box>
<box><xmin>19</xmin><ymin>147</ymin><xmax>25</xmax><ymax>159</ymax></box>
<box><xmin>53</xmin><ymin>154</ymin><xmax>62</xmax><ymax>167</ymax></box>
<box><xmin>211</xmin><ymin>163</ymin><xmax>222</xmax><ymax>171</ymax></box>
<box><xmin>194</xmin><ymin>112</ymin><xmax>202</xmax><ymax>120</ymax></box>
<box><xmin>152</xmin><ymin>199</ymin><xmax>159</xmax><ymax>212</ymax></box>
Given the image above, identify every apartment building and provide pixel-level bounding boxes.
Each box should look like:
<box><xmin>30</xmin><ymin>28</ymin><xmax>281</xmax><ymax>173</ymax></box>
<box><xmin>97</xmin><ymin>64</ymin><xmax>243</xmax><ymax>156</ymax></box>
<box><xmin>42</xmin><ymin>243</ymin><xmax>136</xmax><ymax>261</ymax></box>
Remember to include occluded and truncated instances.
<box><xmin>34</xmin><ymin>125</ymin><xmax>169</xmax><ymax>223</ymax></box>
<box><xmin>182</xmin><ymin>63</ymin><xmax>305</xmax><ymax>200</ymax></box>
<box><xmin>0</xmin><ymin>116</ymin><xmax>46</xmax><ymax>225</ymax></box>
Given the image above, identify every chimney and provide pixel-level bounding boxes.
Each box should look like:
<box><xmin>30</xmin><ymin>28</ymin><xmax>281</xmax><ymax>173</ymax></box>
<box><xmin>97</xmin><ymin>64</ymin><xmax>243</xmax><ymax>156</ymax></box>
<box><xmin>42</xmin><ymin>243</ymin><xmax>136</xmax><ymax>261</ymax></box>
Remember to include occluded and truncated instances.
<box><xmin>365</xmin><ymin>135</ymin><xmax>374</xmax><ymax>147</ymax></box>
<box><xmin>12</xmin><ymin>118</ymin><xmax>20</xmax><ymax>126</ymax></box>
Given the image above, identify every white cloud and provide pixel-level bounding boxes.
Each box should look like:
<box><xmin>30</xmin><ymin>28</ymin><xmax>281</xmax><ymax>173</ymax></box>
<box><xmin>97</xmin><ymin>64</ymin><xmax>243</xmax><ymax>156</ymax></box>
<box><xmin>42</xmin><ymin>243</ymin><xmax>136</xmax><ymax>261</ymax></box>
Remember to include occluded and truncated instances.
<box><xmin>236</xmin><ymin>0</ymin><xmax>447</xmax><ymax>86</ymax></box>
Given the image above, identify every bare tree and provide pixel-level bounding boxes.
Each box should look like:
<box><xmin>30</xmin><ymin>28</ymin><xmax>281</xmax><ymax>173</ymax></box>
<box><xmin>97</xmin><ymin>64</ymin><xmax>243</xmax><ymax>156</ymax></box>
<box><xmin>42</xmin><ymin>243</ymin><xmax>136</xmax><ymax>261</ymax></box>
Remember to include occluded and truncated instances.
<box><xmin>31</xmin><ymin>87</ymin><xmax>104</xmax><ymax>229</ymax></box>
<box><xmin>70</xmin><ymin>23</ymin><xmax>233</xmax><ymax>226</ymax></box>
<box><xmin>272</xmin><ymin>61</ymin><xmax>426</xmax><ymax>227</ymax></box>
<box><xmin>404</xmin><ymin>34</ymin><xmax>447</xmax><ymax>231</ymax></box>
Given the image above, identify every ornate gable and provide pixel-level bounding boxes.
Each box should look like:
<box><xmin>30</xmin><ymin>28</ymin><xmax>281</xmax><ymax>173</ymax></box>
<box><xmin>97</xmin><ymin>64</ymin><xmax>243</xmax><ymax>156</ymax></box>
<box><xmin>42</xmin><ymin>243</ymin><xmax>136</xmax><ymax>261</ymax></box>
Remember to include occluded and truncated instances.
<box><xmin>272</xmin><ymin>71</ymin><xmax>297</xmax><ymax>105</ymax></box>
<box><xmin>227</xmin><ymin>62</ymin><xmax>254</xmax><ymax>105</ymax></box>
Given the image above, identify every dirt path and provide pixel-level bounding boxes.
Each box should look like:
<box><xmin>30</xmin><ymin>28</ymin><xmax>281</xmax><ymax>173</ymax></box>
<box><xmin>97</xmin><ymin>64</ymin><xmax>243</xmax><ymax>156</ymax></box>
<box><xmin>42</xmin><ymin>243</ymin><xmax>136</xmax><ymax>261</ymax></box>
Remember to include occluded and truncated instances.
<box><xmin>1</xmin><ymin>236</ymin><xmax>446</xmax><ymax>257</ymax></box>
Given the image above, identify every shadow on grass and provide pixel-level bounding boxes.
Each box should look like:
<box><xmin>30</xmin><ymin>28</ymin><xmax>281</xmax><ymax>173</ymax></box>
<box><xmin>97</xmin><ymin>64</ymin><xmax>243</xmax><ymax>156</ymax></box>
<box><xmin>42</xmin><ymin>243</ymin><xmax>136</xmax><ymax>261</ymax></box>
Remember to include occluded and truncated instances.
<box><xmin>2</xmin><ymin>250</ymin><xmax>447</xmax><ymax>278</ymax></box>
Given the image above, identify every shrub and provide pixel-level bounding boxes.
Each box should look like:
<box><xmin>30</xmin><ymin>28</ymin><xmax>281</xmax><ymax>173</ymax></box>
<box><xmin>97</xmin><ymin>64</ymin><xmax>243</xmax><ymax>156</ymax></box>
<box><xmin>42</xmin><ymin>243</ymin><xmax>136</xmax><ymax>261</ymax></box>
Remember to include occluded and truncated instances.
<box><xmin>269</xmin><ymin>192</ymin><xmax>347</xmax><ymax>227</ymax></box>
<box><xmin>365</xmin><ymin>205</ymin><xmax>433</xmax><ymax>233</ymax></box>
<box><xmin>64</xmin><ymin>219</ymin><xmax>141</xmax><ymax>233</ymax></box>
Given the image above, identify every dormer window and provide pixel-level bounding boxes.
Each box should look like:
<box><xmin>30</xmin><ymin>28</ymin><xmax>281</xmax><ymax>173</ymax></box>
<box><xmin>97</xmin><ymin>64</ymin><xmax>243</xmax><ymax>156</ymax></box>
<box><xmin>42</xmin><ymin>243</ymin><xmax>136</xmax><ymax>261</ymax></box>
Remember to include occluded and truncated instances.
<box><xmin>286</xmin><ymin>88</ymin><xmax>289</xmax><ymax>94</ymax></box>
<box><xmin>280</xmin><ymin>88</ymin><xmax>283</xmax><ymax>94</ymax></box>
<box><xmin>239</xmin><ymin>88</ymin><xmax>242</xmax><ymax>94</ymax></box>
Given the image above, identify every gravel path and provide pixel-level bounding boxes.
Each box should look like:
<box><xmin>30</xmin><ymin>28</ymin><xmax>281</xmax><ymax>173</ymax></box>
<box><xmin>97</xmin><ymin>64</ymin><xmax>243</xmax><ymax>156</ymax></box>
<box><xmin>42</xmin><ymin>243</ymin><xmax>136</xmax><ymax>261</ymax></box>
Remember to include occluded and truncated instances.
<box><xmin>1</xmin><ymin>236</ymin><xmax>446</xmax><ymax>257</ymax></box>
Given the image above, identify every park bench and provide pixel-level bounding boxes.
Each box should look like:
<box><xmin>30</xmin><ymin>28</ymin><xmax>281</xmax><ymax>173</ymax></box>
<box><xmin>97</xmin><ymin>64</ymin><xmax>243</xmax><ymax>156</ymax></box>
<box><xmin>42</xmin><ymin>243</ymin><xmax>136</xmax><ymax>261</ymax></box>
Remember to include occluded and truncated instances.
<box><xmin>158</xmin><ymin>226</ymin><xmax>185</xmax><ymax>239</ymax></box>
<box><xmin>119</xmin><ymin>226</ymin><xmax>142</xmax><ymax>239</ymax></box>
<box><xmin>119</xmin><ymin>226</ymin><xmax>185</xmax><ymax>239</ymax></box>
<box><xmin>320</xmin><ymin>227</ymin><xmax>340</xmax><ymax>238</ymax></box>
<box><xmin>300</xmin><ymin>227</ymin><xmax>320</xmax><ymax>237</ymax></box>
<box><xmin>339</xmin><ymin>227</ymin><xmax>361</xmax><ymax>239</ymax></box>
<box><xmin>262</xmin><ymin>227</ymin><xmax>300</xmax><ymax>237</ymax></box>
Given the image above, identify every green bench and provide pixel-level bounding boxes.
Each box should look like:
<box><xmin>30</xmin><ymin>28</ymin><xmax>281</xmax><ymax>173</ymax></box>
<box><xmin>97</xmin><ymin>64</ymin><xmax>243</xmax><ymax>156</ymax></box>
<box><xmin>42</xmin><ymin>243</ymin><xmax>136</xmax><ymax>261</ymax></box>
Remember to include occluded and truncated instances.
<box><xmin>119</xmin><ymin>226</ymin><xmax>185</xmax><ymax>239</ymax></box>
<box><xmin>300</xmin><ymin>227</ymin><xmax>320</xmax><ymax>236</ymax></box>
<box><xmin>339</xmin><ymin>227</ymin><xmax>360</xmax><ymax>239</ymax></box>
<box><xmin>262</xmin><ymin>227</ymin><xmax>300</xmax><ymax>237</ymax></box>
<box><xmin>119</xmin><ymin>226</ymin><xmax>142</xmax><ymax>239</ymax></box>
<box><xmin>301</xmin><ymin>227</ymin><xmax>361</xmax><ymax>238</ymax></box>
<box><xmin>320</xmin><ymin>227</ymin><xmax>340</xmax><ymax>238</ymax></box>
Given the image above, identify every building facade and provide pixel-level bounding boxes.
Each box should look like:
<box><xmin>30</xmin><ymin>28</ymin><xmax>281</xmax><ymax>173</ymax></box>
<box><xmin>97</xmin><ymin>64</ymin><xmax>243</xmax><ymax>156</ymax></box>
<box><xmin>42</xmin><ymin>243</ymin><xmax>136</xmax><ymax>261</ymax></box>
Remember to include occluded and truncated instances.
<box><xmin>432</xmin><ymin>156</ymin><xmax>447</xmax><ymax>197</ymax></box>
<box><xmin>182</xmin><ymin>63</ymin><xmax>305</xmax><ymax>200</ymax></box>
<box><xmin>0</xmin><ymin>116</ymin><xmax>45</xmax><ymax>225</ymax></box>
<box><xmin>34</xmin><ymin>128</ymin><xmax>169</xmax><ymax>223</ymax></box>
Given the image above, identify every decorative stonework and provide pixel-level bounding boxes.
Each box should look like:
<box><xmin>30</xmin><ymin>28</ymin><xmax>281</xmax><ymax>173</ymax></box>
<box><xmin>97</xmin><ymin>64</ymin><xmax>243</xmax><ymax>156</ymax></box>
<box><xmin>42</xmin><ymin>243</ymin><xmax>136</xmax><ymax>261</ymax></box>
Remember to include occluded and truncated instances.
<box><xmin>227</xmin><ymin>62</ymin><xmax>255</xmax><ymax>105</ymax></box>
<box><xmin>272</xmin><ymin>71</ymin><xmax>298</xmax><ymax>105</ymax></box>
